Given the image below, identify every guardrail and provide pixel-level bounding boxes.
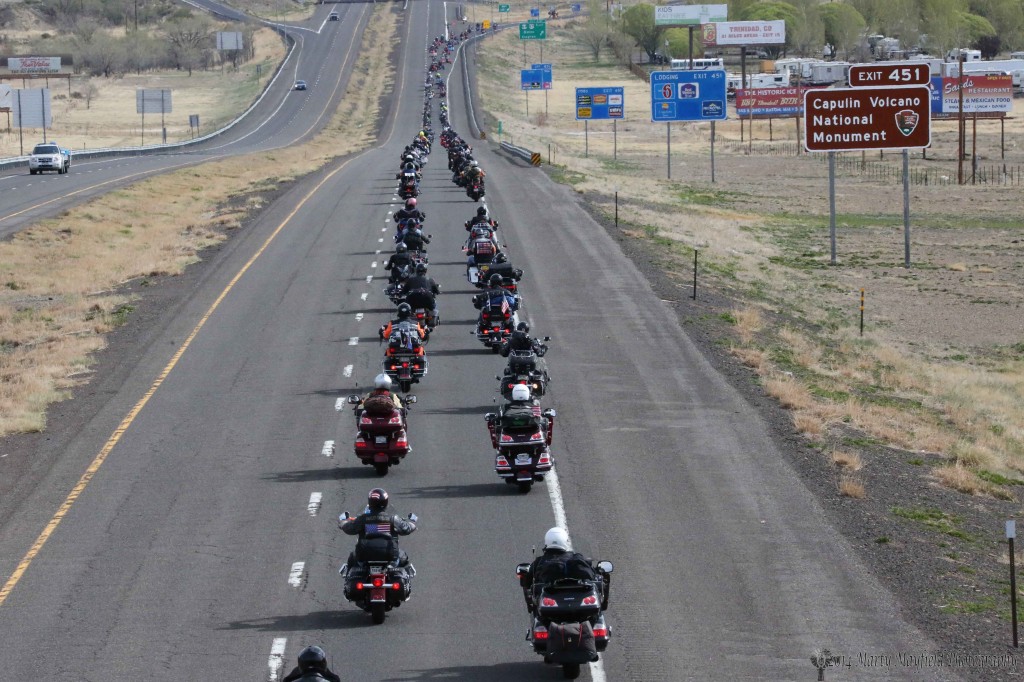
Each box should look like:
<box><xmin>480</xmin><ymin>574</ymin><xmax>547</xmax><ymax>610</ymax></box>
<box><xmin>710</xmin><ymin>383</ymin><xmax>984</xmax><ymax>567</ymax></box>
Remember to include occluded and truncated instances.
<box><xmin>499</xmin><ymin>141</ymin><xmax>541</xmax><ymax>166</ymax></box>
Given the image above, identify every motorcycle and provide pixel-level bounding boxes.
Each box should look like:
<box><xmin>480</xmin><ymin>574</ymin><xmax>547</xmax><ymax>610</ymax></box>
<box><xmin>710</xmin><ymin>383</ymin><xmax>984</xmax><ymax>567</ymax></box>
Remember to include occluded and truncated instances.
<box><xmin>467</xmin><ymin>181</ymin><xmax>485</xmax><ymax>201</ymax></box>
<box><xmin>516</xmin><ymin>559</ymin><xmax>614</xmax><ymax>678</ymax></box>
<box><xmin>347</xmin><ymin>394</ymin><xmax>416</xmax><ymax>476</ymax></box>
<box><xmin>412</xmin><ymin>306</ymin><xmax>439</xmax><ymax>331</ymax></box>
<box><xmin>339</xmin><ymin>511</ymin><xmax>419</xmax><ymax>624</ymax></box>
<box><xmin>398</xmin><ymin>176</ymin><xmax>419</xmax><ymax>199</ymax></box>
<box><xmin>475</xmin><ymin>300</ymin><xmax>518</xmax><ymax>352</ymax></box>
<box><xmin>486</xmin><ymin>404</ymin><xmax>555</xmax><ymax>492</ymax></box>
<box><xmin>498</xmin><ymin>345</ymin><xmax>551</xmax><ymax>399</ymax></box>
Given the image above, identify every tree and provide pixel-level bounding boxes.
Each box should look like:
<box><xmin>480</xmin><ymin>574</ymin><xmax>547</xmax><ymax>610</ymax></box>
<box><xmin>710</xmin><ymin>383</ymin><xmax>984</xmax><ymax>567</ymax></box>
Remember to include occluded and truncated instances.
<box><xmin>663</xmin><ymin>27</ymin><xmax>703</xmax><ymax>60</ymax></box>
<box><xmin>875</xmin><ymin>0</ymin><xmax>922</xmax><ymax>52</ymax></box>
<box><xmin>621</xmin><ymin>3</ymin><xmax>663</xmax><ymax>61</ymax></box>
<box><xmin>740</xmin><ymin>1</ymin><xmax>801</xmax><ymax>55</ymax></box>
<box><xmin>974</xmin><ymin>32</ymin><xmax>1001</xmax><ymax>55</ymax></box>
<box><xmin>578</xmin><ymin>0</ymin><xmax>611</xmax><ymax>59</ymax></box>
<box><xmin>162</xmin><ymin>15</ymin><xmax>212</xmax><ymax>75</ymax></box>
<box><xmin>971</xmin><ymin>0</ymin><xmax>1024</xmax><ymax>50</ymax></box>
<box><xmin>788</xmin><ymin>0</ymin><xmax>825</xmax><ymax>57</ymax></box>
<box><xmin>820</xmin><ymin>3</ymin><xmax>867</xmax><ymax>59</ymax></box>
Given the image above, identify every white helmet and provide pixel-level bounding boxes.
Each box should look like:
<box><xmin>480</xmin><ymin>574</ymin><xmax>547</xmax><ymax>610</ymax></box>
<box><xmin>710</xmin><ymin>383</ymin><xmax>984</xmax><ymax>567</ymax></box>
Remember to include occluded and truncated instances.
<box><xmin>374</xmin><ymin>373</ymin><xmax>392</xmax><ymax>390</ymax></box>
<box><xmin>470</xmin><ymin>160</ymin><xmax>479</xmax><ymax>167</ymax></box>
<box><xmin>544</xmin><ymin>527</ymin><xmax>570</xmax><ymax>551</ymax></box>
<box><xmin>511</xmin><ymin>384</ymin><xmax>531</xmax><ymax>401</ymax></box>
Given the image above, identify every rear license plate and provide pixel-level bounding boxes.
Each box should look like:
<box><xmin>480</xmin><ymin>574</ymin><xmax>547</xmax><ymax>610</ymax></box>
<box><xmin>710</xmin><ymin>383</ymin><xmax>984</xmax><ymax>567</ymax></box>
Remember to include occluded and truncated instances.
<box><xmin>371</xmin><ymin>588</ymin><xmax>386</xmax><ymax>601</ymax></box>
<box><xmin>375</xmin><ymin>435</ymin><xmax>388</xmax><ymax>444</ymax></box>
<box><xmin>515</xmin><ymin>454</ymin><xmax>532</xmax><ymax>464</ymax></box>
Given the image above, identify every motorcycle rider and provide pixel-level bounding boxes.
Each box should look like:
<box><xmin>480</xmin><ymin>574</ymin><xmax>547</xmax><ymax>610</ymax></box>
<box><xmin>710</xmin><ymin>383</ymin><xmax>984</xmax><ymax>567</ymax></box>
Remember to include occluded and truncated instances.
<box><xmin>394</xmin><ymin>197</ymin><xmax>426</xmax><ymax>225</ymax></box>
<box><xmin>465</xmin><ymin>206</ymin><xmax>498</xmax><ymax>231</ymax></box>
<box><xmin>401</xmin><ymin>225</ymin><xmax>431</xmax><ymax>252</ymax></box>
<box><xmin>462</xmin><ymin>160</ymin><xmax>485</xmax><ymax>186</ymax></box>
<box><xmin>282</xmin><ymin>645</ymin><xmax>341</xmax><ymax>682</ymax></box>
<box><xmin>356</xmin><ymin>373</ymin><xmax>404</xmax><ymax>417</ymax></box>
<box><xmin>379</xmin><ymin>302</ymin><xmax>429</xmax><ymax>344</ymax></box>
<box><xmin>384</xmin><ymin>243</ymin><xmax>414</xmax><ymax>283</ymax></box>
<box><xmin>520</xmin><ymin>527</ymin><xmax>599</xmax><ymax>613</ymax></box>
<box><xmin>473</xmin><ymin>274</ymin><xmax>518</xmax><ymax>312</ymax></box>
<box><xmin>340</xmin><ymin>488</ymin><xmax>417</xmax><ymax>571</ymax></box>
<box><xmin>403</xmin><ymin>263</ymin><xmax>441</xmax><ymax>325</ymax></box>
<box><xmin>501</xmin><ymin>322</ymin><xmax>547</xmax><ymax>358</ymax></box>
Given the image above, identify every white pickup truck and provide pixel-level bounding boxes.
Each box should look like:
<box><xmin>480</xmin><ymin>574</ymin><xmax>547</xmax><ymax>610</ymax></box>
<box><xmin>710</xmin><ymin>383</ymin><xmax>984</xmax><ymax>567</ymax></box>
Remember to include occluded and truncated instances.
<box><xmin>28</xmin><ymin>142</ymin><xmax>71</xmax><ymax>175</ymax></box>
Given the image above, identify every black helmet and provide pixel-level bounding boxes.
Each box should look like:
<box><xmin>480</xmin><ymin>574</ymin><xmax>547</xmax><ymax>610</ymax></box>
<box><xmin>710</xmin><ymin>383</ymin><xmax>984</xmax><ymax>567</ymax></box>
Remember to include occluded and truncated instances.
<box><xmin>477</xmin><ymin>206</ymin><xmax>487</xmax><ymax>216</ymax></box>
<box><xmin>368</xmin><ymin>488</ymin><xmax>389</xmax><ymax>513</ymax></box>
<box><xmin>397</xmin><ymin>303</ymin><xmax>412</xmax><ymax>319</ymax></box>
<box><xmin>517</xmin><ymin>321</ymin><xmax>530</xmax><ymax>333</ymax></box>
<box><xmin>396</xmin><ymin>243</ymin><xmax>408</xmax><ymax>253</ymax></box>
<box><xmin>488</xmin><ymin>274</ymin><xmax>502</xmax><ymax>287</ymax></box>
<box><xmin>415</xmin><ymin>262</ymin><xmax>428</xmax><ymax>275</ymax></box>
<box><xmin>297</xmin><ymin>646</ymin><xmax>327</xmax><ymax>673</ymax></box>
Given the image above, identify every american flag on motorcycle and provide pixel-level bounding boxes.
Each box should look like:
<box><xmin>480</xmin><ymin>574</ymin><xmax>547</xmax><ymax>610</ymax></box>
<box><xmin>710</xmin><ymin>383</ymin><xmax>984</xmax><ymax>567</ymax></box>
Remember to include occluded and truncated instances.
<box><xmin>501</xmin><ymin>297</ymin><xmax>510</xmax><ymax>315</ymax></box>
<box><xmin>365</xmin><ymin>522</ymin><xmax>391</xmax><ymax>535</ymax></box>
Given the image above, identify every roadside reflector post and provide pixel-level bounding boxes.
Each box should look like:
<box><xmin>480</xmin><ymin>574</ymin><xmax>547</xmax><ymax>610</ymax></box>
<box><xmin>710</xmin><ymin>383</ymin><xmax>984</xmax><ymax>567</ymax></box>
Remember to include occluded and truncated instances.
<box><xmin>859</xmin><ymin>288</ymin><xmax>864</xmax><ymax>336</ymax></box>
<box><xmin>1008</xmin><ymin>520</ymin><xmax>1019</xmax><ymax>647</ymax></box>
<box><xmin>692</xmin><ymin>249</ymin><xmax>698</xmax><ymax>300</ymax></box>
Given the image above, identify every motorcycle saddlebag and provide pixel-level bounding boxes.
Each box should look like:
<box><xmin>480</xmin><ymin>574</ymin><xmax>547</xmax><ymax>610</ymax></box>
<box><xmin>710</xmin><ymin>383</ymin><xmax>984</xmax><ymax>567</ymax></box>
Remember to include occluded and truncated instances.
<box><xmin>546</xmin><ymin>621</ymin><xmax>598</xmax><ymax>664</ymax></box>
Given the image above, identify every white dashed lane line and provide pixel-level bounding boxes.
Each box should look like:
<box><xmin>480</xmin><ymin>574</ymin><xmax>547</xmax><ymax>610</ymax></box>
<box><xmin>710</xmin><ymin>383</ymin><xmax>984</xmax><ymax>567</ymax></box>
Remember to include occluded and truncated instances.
<box><xmin>335</xmin><ymin>397</ymin><xmax>346</xmax><ymax>411</ymax></box>
<box><xmin>365</xmin><ymin>276</ymin><xmax>373</xmax><ymax>283</ymax></box>
<box><xmin>371</xmin><ymin>262</ymin><xmax>377</xmax><ymax>269</ymax></box>
<box><xmin>348</xmin><ymin>336</ymin><xmax>359</xmax><ymax>345</ymax></box>
<box><xmin>360</xmin><ymin>293</ymin><xmax>368</xmax><ymax>301</ymax></box>
<box><xmin>322</xmin><ymin>440</ymin><xmax>335</xmax><ymax>456</ymax></box>
<box><xmin>355</xmin><ymin>313</ymin><xmax>364</xmax><ymax>321</ymax></box>
<box><xmin>343</xmin><ymin>364</ymin><xmax>354</xmax><ymax>377</ymax></box>
<box><xmin>308</xmin><ymin>493</ymin><xmax>323</xmax><ymax>516</ymax></box>
<box><xmin>288</xmin><ymin>561</ymin><xmax>305</xmax><ymax>587</ymax></box>
<box><xmin>268</xmin><ymin>637</ymin><xmax>287</xmax><ymax>682</ymax></box>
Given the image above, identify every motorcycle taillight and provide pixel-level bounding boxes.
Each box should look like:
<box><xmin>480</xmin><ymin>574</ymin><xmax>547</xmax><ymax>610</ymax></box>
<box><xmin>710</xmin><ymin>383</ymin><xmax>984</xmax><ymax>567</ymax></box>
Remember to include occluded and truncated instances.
<box><xmin>372</xmin><ymin>577</ymin><xmax>384</xmax><ymax>588</ymax></box>
<box><xmin>541</xmin><ymin>597</ymin><xmax>557</xmax><ymax>607</ymax></box>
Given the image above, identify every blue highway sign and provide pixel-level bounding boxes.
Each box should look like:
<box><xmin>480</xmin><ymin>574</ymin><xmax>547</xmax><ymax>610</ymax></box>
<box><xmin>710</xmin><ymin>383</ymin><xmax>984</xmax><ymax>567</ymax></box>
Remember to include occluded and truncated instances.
<box><xmin>650</xmin><ymin>70</ymin><xmax>727</xmax><ymax>122</ymax></box>
<box><xmin>575</xmin><ymin>86</ymin><xmax>625</xmax><ymax>120</ymax></box>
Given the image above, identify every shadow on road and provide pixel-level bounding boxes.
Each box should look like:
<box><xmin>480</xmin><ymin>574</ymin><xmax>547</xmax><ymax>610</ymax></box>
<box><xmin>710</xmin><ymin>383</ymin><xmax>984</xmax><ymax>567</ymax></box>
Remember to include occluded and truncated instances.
<box><xmin>379</xmin><ymin>661</ymin><xmax>544</xmax><ymax>680</ymax></box>
<box><xmin>221</xmin><ymin>610</ymin><xmax>367</xmax><ymax>632</ymax></box>
<box><xmin>403</xmin><ymin>482</ymin><xmax>514</xmax><ymax>499</ymax></box>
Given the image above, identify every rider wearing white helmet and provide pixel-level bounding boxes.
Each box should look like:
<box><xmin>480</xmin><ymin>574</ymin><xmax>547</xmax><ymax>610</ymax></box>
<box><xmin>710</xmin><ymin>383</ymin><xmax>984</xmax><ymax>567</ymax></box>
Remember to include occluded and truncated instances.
<box><xmin>520</xmin><ymin>527</ymin><xmax>598</xmax><ymax>613</ymax></box>
<box><xmin>357</xmin><ymin>372</ymin><xmax>403</xmax><ymax>417</ymax></box>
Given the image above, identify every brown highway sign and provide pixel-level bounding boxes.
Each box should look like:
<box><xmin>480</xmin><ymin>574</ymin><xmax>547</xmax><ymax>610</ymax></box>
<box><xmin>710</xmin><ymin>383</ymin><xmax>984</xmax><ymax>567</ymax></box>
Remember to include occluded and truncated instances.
<box><xmin>849</xmin><ymin>62</ymin><xmax>931</xmax><ymax>87</ymax></box>
<box><xmin>803</xmin><ymin>86</ymin><xmax>931</xmax><ymax>152</ymax></box>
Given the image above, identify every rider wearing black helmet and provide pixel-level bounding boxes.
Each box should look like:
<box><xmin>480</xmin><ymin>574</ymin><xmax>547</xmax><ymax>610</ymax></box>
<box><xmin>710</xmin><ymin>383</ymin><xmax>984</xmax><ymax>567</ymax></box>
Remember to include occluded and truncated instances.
<box><xmin>282</xmin><ymin>645</ymin><xmax>341</xmax><ymax>682</ymax></box>
<box><xmin>473</xmin><ymin>273</ymin><xmax>517</xmax><ymax>312</ymax></box>
<box><xmin>384</xmin><ymin>243</ymin><xmax>414</xmax><ymax>283</ymax></box>
<box><xmin>340</xmin><ymin>488</ymin><xmax>418</xmax><ymax>570</ymax></box>
<box><xmin>379</xmin><ymin>302</ymin><xmax>429</xmax><ymax>342</ymax></box>
<box><xmin>501</xmin><ymin>321</ymin><xmax>547</xmax><ymax>357</ymax></box>
<box><xmin>465</xmin><ymin>205</ymin><xmax>497</xmax><ymax>231</ymax></box>
<box><xmin>403</xmin><ymin>264</ymin><xmax>441</xmax><ymax>310</ymax></box>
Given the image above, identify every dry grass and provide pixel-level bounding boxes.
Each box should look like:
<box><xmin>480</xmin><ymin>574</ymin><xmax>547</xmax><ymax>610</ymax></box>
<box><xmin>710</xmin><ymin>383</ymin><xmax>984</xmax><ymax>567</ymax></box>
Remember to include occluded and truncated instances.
<box><xmin>838</xmin><ymin>475</ymin><xmax>866</xmax><ymax>499</ymax></box>
<box><xmin>832</xmin><ymin>449</ymin><xmax>864</xmax><ymax>471</ymax></box>
<box><xmin>763</xmin><ymin>374</ymin><xmax>814</xmax><ymax>410</ymax></box>
<box><xmin>933</xmin><ymin>464</ymin><xmax>1006</xmax><ymax>499</ymax></box>
<box><xmin>0</xmin><ymin>4</ymin><xmax>399</xmax><ymax>435</ymax></box>
<box><xmin>730</xmin><ymin>345</ymin><xmax>766</xmax><ymax>371</ymax></box>
<box><xmin>793</xmin><ymin>411</ymin><xmax>827</xmax><ymax>437</ymax></box>
<box><xmin>733</xmin><ymin>306</ymin><xmax>763</xmax><ymax>345</ymax></box>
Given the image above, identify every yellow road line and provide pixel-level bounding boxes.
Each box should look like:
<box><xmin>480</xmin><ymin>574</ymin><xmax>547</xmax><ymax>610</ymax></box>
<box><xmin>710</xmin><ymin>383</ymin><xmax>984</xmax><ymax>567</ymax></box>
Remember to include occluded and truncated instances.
<box><xmin>0</xmin><ymin>152</ymin><xmax>361</xmax><ymax>608</ymax></box>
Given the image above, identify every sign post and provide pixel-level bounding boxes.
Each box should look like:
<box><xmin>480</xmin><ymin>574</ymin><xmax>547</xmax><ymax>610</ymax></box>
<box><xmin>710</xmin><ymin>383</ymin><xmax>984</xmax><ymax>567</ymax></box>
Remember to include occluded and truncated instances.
<box><xmin>650</xmin><ymin>70</ymin><xmax>727</xmax><ymax>181</ymax></box>
<box><xmin>533</xmin><ymin>63</ymin><xmax>553</xmax><ymax>115</ymax></box>
<box><xmin>804</xmin><ymin>84</ymin><xmax>931</xmax><ymax>265</ymax></box>
<box><xmin>576</xmin><ymin>86</ymin><xmax>625</xmax><ymax>159</ymax></box>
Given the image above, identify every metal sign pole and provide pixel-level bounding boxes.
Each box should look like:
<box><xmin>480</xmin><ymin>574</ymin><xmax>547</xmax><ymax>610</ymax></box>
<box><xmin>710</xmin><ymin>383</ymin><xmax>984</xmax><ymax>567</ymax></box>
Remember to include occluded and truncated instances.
<box><xmin>41</xmin><ymin>89</ymin><xmax>47</xmax><ymax>142</ymax></box>
<box><xmin>545</xmin><ymin>89</ymin><xmax>548</xmax><ymax>116</ymax></box>
<box><xmin>613</xmin><ymin>119</ymin><xmax>617</xmax><ymax>161</ymax></box>
<box><xmin>903</xmin><ymin>149</ymin><xmax>911</xmax><ymax>267</ymax></box>
<box><xmin>710</xmin><ymin>120</ymin><xmax>716</xmax><ymax>183</ymax></box>
<box><xmin>667</xmin><ymin>122</ymin><xmax>671</xmax><ymax>179</ymax></box>
<box><xmin>828</xmin><ymin>151</ymin><xmax>836</xmax><ymax>265</ymax></box>
<box><xmin>585</xmin><ymin>120</ymin><xmax>588</xmax><ymax>158</ymax></box>
<box><xmin>525</xmin><ymin>90</ymin><xmax>529</xmax><ymax>117</ymax></box>
<box><xmin>17</xmin><ymin>90</ymin><xmax>23</xmax><ymax>156</ymax></box>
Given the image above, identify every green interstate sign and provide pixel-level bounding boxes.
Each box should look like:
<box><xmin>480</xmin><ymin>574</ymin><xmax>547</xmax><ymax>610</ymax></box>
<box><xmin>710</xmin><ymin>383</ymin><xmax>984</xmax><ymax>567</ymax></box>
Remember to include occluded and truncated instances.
<box><xmin>519</xmin><ymin>20</ymin><xmax>547</xmax><ymax>39</ymax></box>
<box><xmin>498</xmin><ymin>3</ymin><xmax>510</xmax><ymax>11</ymax></box>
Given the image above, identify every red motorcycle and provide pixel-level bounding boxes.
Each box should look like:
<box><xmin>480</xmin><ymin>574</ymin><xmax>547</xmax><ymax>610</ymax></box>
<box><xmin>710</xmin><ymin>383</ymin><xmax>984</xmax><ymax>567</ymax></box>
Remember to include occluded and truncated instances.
<box><xmin>467</xmin><ymin>181</ymin><xmax>485</xmax><ymax>201</ymax></box>
<box><xmin>347</xmin><ymin>395</ymin><xmax>417</xmax><ymax>475</ymax></box>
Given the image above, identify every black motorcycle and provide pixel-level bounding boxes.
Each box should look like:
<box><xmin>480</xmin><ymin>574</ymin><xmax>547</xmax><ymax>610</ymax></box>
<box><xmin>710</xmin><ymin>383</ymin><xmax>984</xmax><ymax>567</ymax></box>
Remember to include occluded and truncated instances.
<box><xmin>516</xmin><ymin>560</ymin><xmax>614</xmax><ymax>678</ymax></box>
<box><xmin>340</xmin><ymin>512</ymin><xmax>419</xmax><ymax>624</ymax></box>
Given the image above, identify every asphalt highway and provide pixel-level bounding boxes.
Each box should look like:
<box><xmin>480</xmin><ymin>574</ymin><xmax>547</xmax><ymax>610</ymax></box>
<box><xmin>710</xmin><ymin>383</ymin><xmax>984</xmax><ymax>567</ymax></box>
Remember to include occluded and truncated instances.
<box><xmin>0</xmin><ymin>2</ymin><xmax>959</xmax><ymax>680</ymax></box>
<box><xmin>0</xmin><ymin>0</ymin><xmax>370</xmax><ymax>238</ymax></box>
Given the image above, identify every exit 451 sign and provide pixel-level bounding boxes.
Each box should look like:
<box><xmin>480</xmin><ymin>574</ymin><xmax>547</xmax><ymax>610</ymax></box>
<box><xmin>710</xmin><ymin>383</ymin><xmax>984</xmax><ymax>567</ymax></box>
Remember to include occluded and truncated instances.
<box><xmin>849</xmin><ymin>63</ymin><xmax>930</xmax><ymax>88</ymax></box>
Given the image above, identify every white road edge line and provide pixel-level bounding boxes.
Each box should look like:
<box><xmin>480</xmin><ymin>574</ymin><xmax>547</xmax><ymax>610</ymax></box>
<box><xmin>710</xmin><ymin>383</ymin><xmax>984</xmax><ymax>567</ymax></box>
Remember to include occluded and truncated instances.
<box><xmin>322</xmin><ymin>440</ymin><xmax>335</xmax><ymax>456</ymax></box>
<box><xmin>308</xmin><ymin>493</ymin><xmax>323</xmax><ymax>516</ymax></box>
<box><xmin>288</xmin><ymin>561</ymin><xmax>305</xmax><ymax>587</ymax></box>
<box><xmin>268</xmin><ymin>637</ymin><xmax>287</xmax><ymax>682</ymax></box>
<box><xmin>545</xmin><ymin>468</ymin><xmax>608</xmax><ymax>682</ymax></box>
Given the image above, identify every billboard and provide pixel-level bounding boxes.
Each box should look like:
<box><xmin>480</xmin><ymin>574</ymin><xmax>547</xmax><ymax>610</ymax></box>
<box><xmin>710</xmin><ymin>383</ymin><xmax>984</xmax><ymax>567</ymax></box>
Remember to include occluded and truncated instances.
<box><xmin>702</xmin><ymin>21</ymin><xmax>785</xmax><ymax>46</ymax></box>
<box><xmin>11</xmin><ymin>88</ymin><xmax>52</xmax><ymax>127</ymax></box>
<box><xmin>654</xmin><ymin>4</ymin><xmax>727</xmax><ymax>26</ymax></box>
<box><xmin>136</xmin><ymin>89</ymin><xmax>173</xmax><ymax>114</ymax></box>
<box><xmin>930</xmin><ymin>75</ymin><xmax>1013</xmax><ymax>114</ymax></box>
<box><xmin>8</xmin><ymin>57</ymin><xmax>61</xmax><ymax>74</ymax></box>
<box><xmin>651</xmin><ymin>70</ymin><xmax>727</xmax><ymax>121</ymax></box>
<box><xmin>804</xmin><ymin>86</ymin><xmax>931</xmax><ymax>152</ymax></box>
<box><xmin>576</xmin><ymin>86</ymin><xmax>625</xmax><ymax>120</ymax></box>
<box><xmin>735</xmin><ymin>87</ymin><xmax>809</xmax><ymax>117</ymax></box>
